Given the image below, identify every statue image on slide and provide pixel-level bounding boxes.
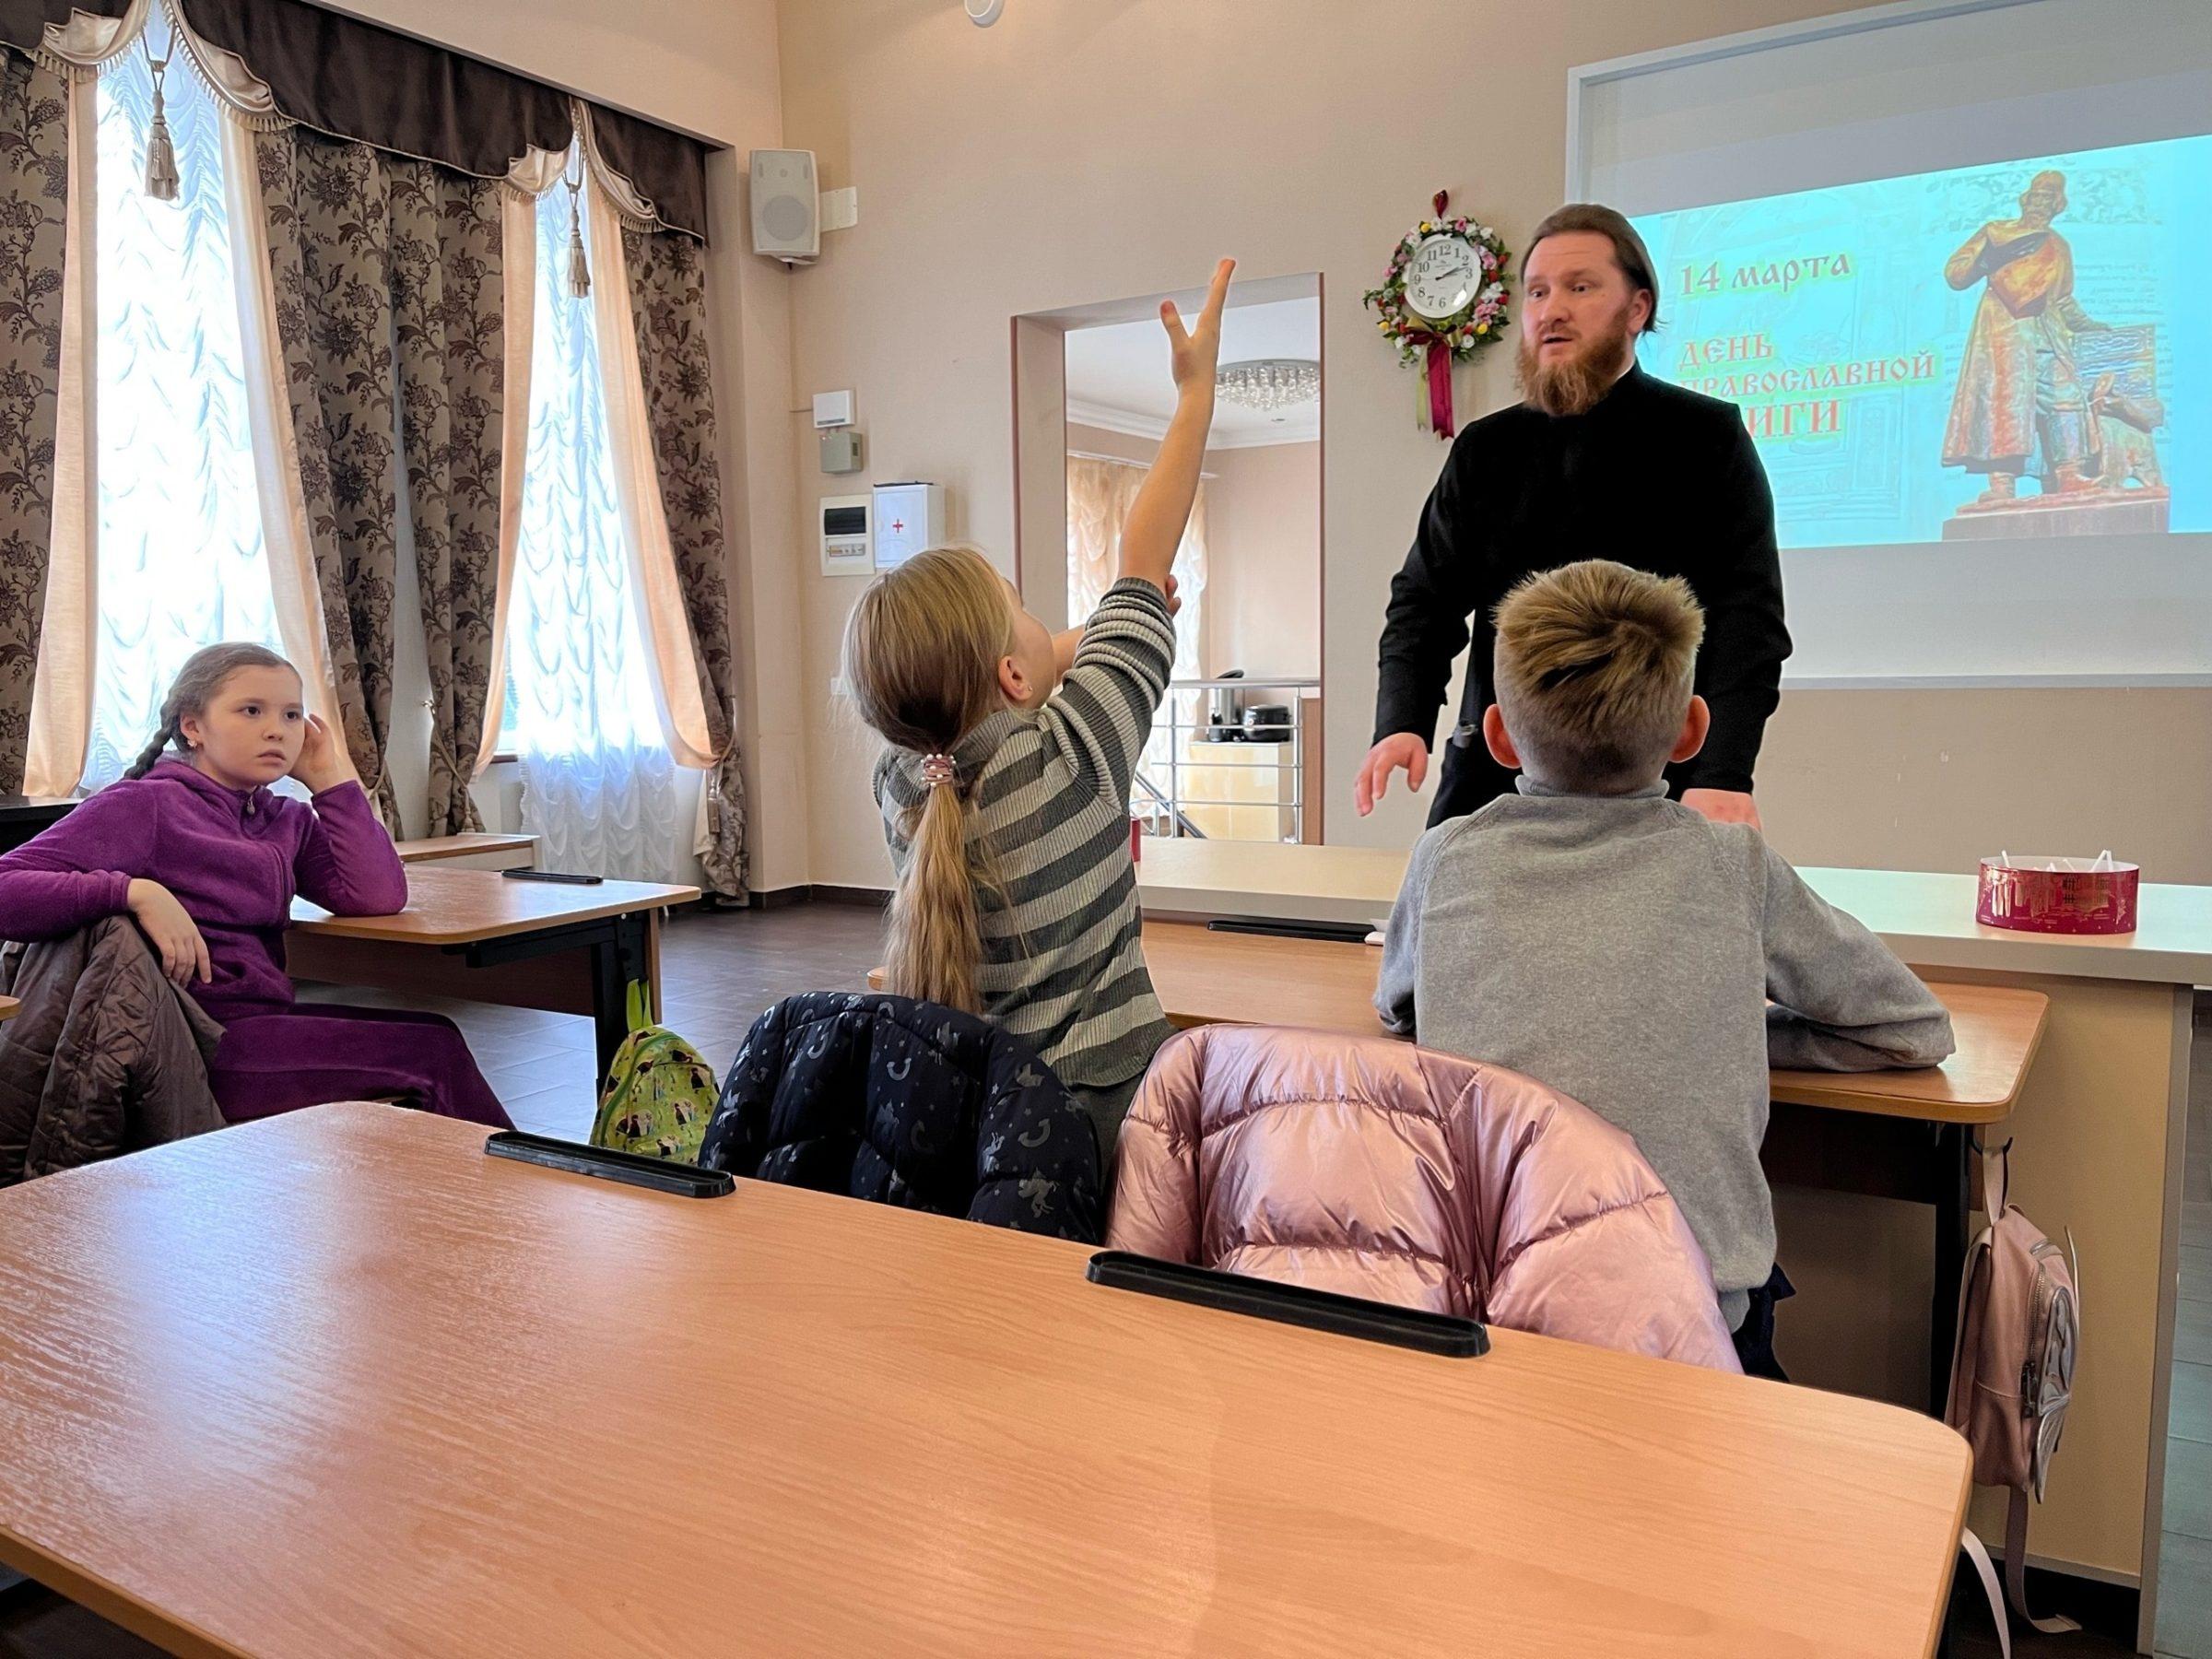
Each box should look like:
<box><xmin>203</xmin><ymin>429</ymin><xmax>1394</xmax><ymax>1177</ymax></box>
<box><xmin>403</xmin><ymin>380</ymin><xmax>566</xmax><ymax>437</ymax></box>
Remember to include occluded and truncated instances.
<box><xmin>1940</xmin><ymin>169</ymin><xmax>2170</xmax><ymax>537</ymax></box>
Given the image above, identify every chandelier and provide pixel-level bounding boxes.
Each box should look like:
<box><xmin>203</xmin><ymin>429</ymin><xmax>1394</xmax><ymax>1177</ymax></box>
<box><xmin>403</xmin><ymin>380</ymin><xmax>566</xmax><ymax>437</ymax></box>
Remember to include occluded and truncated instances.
<box><xmin>1215</xmin><ymin>358</ymin><xmax>1320</xmax><ymax>412</ymax></box>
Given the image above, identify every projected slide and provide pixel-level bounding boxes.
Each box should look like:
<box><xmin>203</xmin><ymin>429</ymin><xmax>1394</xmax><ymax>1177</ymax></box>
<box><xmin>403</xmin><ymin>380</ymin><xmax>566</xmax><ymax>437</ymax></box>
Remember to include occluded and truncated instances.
<box><xmin>1632</xmin><ymin>135</ymin><xmax>2209</xmax><ymax>548</ymax></box>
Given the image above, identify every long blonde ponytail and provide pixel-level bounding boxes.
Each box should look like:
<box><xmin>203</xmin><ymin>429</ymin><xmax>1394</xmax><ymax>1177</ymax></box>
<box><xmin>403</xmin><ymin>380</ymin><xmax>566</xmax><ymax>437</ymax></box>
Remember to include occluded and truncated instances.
<box><xmin>842</xmin><ymin>547</ymin><xmax>1014</xmax><ymax>1015</ymax></box>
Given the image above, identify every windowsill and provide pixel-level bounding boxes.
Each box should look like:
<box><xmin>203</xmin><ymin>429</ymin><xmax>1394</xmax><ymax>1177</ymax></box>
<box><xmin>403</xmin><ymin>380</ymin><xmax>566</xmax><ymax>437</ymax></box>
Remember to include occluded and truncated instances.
<box><xmin>488</xmin><ymin>752</ymin><xmax>519</xmax><ymax>766</ymax></box>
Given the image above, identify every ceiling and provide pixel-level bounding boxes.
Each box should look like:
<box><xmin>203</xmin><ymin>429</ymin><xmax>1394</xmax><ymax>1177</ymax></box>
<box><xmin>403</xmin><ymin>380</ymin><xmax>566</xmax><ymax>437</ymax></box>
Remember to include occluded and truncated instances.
<box><xmin>1063</xmin><ymin>297</ymin><xmax>1321</xmax><ymax>448</ymax></box>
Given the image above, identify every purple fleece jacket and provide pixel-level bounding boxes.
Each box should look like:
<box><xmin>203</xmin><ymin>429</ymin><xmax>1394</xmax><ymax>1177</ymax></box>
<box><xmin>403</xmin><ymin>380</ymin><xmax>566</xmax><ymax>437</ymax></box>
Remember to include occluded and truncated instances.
<box><xmin>0</xmin><ymin>760</ymin><xmax>406</xmax><ymax>1024</ymax></box>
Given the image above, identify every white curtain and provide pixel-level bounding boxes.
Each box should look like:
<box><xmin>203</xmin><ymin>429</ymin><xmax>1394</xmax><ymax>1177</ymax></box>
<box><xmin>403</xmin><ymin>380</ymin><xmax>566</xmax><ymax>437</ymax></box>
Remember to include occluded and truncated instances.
<box><xmin>585</xmin><ymin>180</ymin><xmax>714</xmax><ymax>771</ymax></box>
<box><xmin>21</xmin><ymin>62</ymin><xmax>95</xmax><ymax>797</ymax></box>
<box><xmin>78</xmin><ymin>43</ymin><xmax>290</xmax><ymax>792</ymax></box>
<box><xmin>1065</xmin><ymin>453</ymin><xmax>1208</xmax><ymax>798</ymax></box>
<box><xmin>511</xmin><ymin>171</ymin><xmax>680</xmax><ymax>880</ymax></box>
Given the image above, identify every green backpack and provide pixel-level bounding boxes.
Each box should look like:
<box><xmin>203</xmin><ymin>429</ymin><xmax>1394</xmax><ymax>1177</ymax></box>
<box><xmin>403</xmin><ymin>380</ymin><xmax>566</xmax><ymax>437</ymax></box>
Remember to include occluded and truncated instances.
<box><xmin>589</xmin><ymin>983</ymin><xmax>722</xmax><ymax>1163</ymax></box>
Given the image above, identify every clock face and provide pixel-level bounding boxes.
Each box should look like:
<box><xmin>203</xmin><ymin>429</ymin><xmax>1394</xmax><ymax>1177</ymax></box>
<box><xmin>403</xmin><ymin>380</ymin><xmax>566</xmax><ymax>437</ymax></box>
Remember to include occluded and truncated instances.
<box><xmin>1405</xmin><ymin>234</ymin><xmax>1479</xmax><ymax>321</ymax></box>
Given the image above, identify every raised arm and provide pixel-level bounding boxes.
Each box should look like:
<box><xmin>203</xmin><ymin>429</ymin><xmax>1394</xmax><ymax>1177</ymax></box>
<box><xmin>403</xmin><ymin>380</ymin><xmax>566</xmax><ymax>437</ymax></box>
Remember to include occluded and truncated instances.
<box><xmin>1039</xmin><ymin>265</ymin><xmax>1228</xmax><ymax>806</ymax></box>
<box><xmin>1116</xmin><ymin>259</ymin><xmax>1232</xmax><ymax>594</ymax></box>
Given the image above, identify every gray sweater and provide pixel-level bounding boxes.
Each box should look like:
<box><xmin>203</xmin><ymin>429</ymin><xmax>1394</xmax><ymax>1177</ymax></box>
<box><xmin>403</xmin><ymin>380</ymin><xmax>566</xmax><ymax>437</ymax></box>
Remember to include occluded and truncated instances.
<box><xmin>1375</xmin><ymin>779</ymin><xmax>1954</xmax><ymax>1329</ymax></box>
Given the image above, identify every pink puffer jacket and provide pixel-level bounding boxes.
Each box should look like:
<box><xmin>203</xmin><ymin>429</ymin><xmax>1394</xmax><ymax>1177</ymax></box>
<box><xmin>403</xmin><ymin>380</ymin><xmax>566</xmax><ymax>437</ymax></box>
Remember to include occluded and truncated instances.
<box><xmin>1109</xmin><ymin>1026</ymin><xmax>1741</xmax><ymax>1371</ymax></box>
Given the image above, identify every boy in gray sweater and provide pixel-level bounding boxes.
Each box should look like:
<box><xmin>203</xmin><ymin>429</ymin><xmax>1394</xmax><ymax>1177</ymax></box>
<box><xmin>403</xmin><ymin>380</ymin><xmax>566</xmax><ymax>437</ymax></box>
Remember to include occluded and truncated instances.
<box><xmin>1375</xmin><ymin>559</ymin><xmax>1952</xmax><ymax>1377</ymax></box>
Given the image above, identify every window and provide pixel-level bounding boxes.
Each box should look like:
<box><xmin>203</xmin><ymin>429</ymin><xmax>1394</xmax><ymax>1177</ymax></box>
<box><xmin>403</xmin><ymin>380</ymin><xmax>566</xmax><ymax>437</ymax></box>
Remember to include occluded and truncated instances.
<box><xmin>82</xmin><ymin>48</ymin><xmax>287</xmax><ymax>790</ymax></box>
<box><xmin>505</xmin><ymin>170</ymin><xmax>677</xmax><ymax>877</ymax></box>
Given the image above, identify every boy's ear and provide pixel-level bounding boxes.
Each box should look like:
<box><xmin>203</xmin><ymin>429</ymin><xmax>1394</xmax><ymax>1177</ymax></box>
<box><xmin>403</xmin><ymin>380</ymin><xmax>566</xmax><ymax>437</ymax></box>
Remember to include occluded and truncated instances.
<box><xmin>1481</xmin><ymin>704</ymin><xmax>1521</xmax><ymax>770</ymax></box>
<box><xmin>996</xmin><ymin>653</ymin><xmax>1030</xmax><ymax>707</ymax></box>
<box><xmin>1671</xmin><ymin>694</ymin><xmax>1711</xmax><ymax>763</ymax></box>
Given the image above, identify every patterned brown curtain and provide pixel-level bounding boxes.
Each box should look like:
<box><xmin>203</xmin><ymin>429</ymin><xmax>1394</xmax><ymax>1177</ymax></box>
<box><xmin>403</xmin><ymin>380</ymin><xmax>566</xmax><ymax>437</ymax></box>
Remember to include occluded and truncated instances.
<box><xmin>389</xmin><ymin>161</ymin><xmax>501</xmax><ymax>835</ymax></box>
<box><xmin>0</xmin><ymin>51</ymin><xmax>67</xmax><ymax>797</ymax></box>
<box><xmin>253</xmin><ymin>125</ymin><xmax>402</xmax><ymax>826</ymax></box>
<box><xmin>622</xmin><ymin>225</ymin><xmax>745</xmax><ymax>899</ymax></box>
<box><xmin>254</xmin><ymin>125</ymin><xmax>505</xmax><ymax>833</ymax></box>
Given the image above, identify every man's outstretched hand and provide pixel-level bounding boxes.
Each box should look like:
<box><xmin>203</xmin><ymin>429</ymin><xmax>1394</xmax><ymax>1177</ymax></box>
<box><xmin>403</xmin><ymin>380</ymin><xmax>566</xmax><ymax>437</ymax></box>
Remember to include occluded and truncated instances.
<box><xmin>1354</xmin><ymin>733</ymin><xmax>1430</xmax><ymax>817</ymax></box>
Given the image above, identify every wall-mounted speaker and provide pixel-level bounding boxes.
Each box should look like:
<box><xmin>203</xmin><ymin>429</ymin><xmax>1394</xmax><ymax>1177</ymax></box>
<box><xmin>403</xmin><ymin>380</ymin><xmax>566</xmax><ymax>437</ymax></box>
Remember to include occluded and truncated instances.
<box><xmin>749</xmin><ymin>149</ymin><xmax>818</xmax><ymax>265</ymax></box>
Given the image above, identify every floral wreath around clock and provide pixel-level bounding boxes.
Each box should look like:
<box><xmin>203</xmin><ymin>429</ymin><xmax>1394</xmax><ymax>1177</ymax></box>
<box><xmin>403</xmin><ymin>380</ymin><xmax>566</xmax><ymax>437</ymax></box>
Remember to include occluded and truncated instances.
<box><xmin>1362</xmin><ymin>189</ymin><xmax>1511</xmax><ymax>439</ymax></box>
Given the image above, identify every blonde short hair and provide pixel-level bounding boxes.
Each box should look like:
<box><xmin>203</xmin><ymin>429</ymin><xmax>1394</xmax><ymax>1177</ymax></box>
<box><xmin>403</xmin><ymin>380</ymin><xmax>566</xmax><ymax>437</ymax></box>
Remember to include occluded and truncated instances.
<box><xmin>1491</xmin><ymin>559</ymin><xmax>1704</xmax><ymax>792</ymax></box>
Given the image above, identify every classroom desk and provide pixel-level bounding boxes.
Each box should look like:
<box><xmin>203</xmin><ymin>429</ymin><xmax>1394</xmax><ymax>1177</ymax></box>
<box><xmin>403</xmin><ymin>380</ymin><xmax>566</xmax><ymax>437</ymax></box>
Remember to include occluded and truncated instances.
<box><xmin>1136</xmin><ymin>841</ymin><xmax>2210</xmax><ymax>1639</ymax></box>
<box><xmin>1132</xmin><ymin>919</ymin><xmax>2045</xmax><ymax>1118</ymax></box>
<box><xmin>0</xmin><ymin>995</ymin><xmax>16</xmax><ymax>1023</ymax></box>
<box><xmin>390</xmin><ymin>831</ymin><xmax>537</xmax><ymax>870</ymax></box>
<box><xmin>972</xmin><ymin>918</ymin><xmax>2045</xmax><ymax>1418</ymax></box>
<box><xmin>0</xmin><ymin>1103</ymin><xmax>1972</xmax><ymax>1658</ymax></box>
<box><xmin>872</xmin><ymin>924</ymin><xmax>2047</xmax><ymax>1123</ymax></box>
<box><xmin>287</xmin><ymin>866</ymin><xmax>698</xmax><ymax>1081</ymax></box>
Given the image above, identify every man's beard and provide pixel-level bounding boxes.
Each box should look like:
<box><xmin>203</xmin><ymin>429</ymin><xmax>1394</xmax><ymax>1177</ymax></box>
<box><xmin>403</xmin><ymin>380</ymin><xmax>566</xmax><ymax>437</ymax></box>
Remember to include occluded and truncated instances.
<box><xmin>1516</xmin><ymin>308</ymin><xmax>1637</xmax><ymax>418</ymax></box>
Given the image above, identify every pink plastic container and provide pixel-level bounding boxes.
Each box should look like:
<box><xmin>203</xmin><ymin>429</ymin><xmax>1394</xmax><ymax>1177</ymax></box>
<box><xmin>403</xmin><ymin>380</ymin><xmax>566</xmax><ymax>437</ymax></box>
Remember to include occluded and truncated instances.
<box><xmin>1976</xmin><ymin>855</ymin><xmax>2139</xmax><ymax>935</ymax></box>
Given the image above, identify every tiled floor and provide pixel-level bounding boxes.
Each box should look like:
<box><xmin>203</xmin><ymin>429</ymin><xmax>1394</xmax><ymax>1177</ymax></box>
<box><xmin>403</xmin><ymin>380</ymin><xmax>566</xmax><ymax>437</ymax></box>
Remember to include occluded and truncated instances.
<box><xmin>1</xmin><ymin>914</ymin><xmax>2206</xmax><ymax>1656</ymax></box>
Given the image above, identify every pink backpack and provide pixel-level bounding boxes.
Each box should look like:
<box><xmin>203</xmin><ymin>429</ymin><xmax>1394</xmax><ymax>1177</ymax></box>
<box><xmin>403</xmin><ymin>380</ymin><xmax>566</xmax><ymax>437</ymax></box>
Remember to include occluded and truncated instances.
<box><xmin>1947</xmin><ymin>1140</ymin><xmax>2081</xmax><ymax>1657</ymax></box>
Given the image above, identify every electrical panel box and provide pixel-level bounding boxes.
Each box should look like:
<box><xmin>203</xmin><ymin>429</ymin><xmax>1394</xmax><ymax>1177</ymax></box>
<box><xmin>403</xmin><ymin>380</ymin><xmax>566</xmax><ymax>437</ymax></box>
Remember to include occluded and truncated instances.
<box><xmin>820</xmin><ymin>494</ymin><xmax>872</xmax><ymax>576</ymax></box>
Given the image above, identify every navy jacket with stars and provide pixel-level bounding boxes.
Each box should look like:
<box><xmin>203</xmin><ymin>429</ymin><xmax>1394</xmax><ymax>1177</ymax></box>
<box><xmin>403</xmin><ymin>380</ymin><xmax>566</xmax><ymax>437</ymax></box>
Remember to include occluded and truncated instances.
<box><xmin>700</xmin><ymin>992</ymin><xmax>1102</xmax><ymax>1241</ymax></box>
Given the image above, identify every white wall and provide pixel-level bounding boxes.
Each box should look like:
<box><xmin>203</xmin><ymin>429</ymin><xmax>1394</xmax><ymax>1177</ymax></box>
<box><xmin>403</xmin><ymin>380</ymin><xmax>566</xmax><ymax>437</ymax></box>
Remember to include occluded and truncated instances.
<box><xmin>1201</xmin><ymin>441</ymin><xmax>1321</xmax><ymax>684</ymax></box>
<box><xmin>776</xmin><ymin>0</ymin><xmax>2212</xmax><ymax>889</ymax></box>
<box><xmin>323</xmin><ymin>0</ymin><xmax>2212</xmax><ymax>894</ymax></box>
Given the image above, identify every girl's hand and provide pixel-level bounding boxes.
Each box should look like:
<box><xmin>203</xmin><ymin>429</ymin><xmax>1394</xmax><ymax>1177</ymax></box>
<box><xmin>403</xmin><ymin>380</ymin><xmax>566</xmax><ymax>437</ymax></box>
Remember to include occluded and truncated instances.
<box><xmin>291</xmin><ymin>712</ymin><xmax>356</xmax><ymax>794</ymax></box>
<box><xmin>128</xmin><ymin>878</ymin><xmax>212</xmax><ymax>988</ymax></box>
<box><xmin>1161</xmin><ymin>259</ymin><xmax>1235</xmax><ymax>395</ymax></box>
<box><xmin>1162</xmin><ymin>573</ymin><xmax>1182</xmax><ymax>618</ymax></box>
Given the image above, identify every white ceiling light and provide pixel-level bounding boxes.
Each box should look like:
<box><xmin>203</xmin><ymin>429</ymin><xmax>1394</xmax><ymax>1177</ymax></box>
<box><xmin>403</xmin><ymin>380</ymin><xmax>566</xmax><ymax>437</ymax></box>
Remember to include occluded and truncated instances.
<box><xmin>966</xmin><ymin>0</ymin><xmax>1005</xmax><ymax>24</ymax></box>
<box><xmin>1216</xmin><ymin>359</ymin><xmax>1320</xmax><ymax>413</ymax></box>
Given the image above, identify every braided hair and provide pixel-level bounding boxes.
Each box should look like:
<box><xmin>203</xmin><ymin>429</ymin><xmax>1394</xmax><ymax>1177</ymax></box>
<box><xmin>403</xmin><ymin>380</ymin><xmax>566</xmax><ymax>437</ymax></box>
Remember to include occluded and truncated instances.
<box><xmin>125</xmin><ymin>642</ymin><xmax>297</xmax><ymax>780</ymax></box>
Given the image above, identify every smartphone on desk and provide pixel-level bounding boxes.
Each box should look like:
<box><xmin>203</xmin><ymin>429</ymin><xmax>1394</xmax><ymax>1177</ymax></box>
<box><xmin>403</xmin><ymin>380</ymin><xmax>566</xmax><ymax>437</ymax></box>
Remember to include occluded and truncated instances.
<box><xmin>485</xmin><ymin>1131</ymin><xmax>733</xmax><ymax>1197</ymax></box>
<box><xmin>501</xmin><ymin>868</ymin><xmax>604</xmax><ymax>886</ymax></box>
<box><xmin>1087</xmin><ymin>1251</ymin><xmax>1488</xmax><ymax>1357</ymax></box>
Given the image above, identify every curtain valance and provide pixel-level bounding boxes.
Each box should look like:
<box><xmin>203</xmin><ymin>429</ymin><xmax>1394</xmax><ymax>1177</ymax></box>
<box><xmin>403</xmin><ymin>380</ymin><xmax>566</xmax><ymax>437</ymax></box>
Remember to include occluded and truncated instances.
<box><xmin>0</xmin><ymin>0</ymin><xmax>712</xmax><ymax>240</ymax></box>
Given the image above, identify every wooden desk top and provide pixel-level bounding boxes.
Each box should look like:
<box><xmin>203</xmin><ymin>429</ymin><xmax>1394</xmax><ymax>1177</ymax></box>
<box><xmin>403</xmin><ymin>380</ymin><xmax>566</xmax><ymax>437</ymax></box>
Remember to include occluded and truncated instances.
<box><xmin>0</xmin><ymin>995</ymin><xmax>16</xmax><ymax>1023</ymax></box>
<box><xmin>875</xmin><ymin>923</ymin><xmax>2046</xmax><ymax>1123</ymax></box>
<box><xmin>1135</xmin><ymin>839</ymin><xmax>2212</xmax><ymax>986</ymax></box>
<box><xmin>290</xmin><ymin>865</ymin><xmax>698</xmax><ymax>945</ymax></box>
<box><xmin>1135</xmin><ymin>921</ymin><xmax>2047</xmax><ymax>1124</ymax></box>
<box><xmin>391</xmin><ymin>832</ymin><xmax>536</xmax><ymax>865</ymax></box>
<box><xmin>0</xmin><ymin>1104</ymin><xmax>1970</xmax><ymax>1658</ymax></box>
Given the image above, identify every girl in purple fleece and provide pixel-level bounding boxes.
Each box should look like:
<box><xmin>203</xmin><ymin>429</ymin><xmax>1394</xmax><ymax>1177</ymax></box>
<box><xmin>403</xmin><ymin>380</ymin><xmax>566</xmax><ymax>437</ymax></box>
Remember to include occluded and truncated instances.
<box><xmin>0</xmin><ymin>643</ymin><xmax>510</xmax><ymax>1126</ymax></box>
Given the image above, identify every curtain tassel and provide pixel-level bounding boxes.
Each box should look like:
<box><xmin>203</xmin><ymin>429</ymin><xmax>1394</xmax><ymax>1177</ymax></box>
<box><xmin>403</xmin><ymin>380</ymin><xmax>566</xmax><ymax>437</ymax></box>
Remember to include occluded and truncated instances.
<box><xmin>565</xmin><ymin>183</ymin><xmax>591</xmax><ymax>299</ymax></box>
<box><xmin>144</xmin><ymin>53</ymin><xmax>180</xmax><ymax>202</ymax></box>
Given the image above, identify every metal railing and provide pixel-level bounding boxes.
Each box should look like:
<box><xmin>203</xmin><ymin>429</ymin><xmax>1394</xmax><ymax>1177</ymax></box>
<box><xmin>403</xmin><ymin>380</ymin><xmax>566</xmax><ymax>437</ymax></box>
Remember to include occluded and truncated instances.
<box><xmin>1133</xmin><ymin>677</ymin><xmax>1318</xmax><ymax>844</ymax></box>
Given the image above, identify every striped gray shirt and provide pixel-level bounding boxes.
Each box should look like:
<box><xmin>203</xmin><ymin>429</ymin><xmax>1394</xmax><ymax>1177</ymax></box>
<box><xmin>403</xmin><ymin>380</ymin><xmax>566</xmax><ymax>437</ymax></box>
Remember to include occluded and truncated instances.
<box><xmin>875</xmin><ymin>578</ymin><xmax>1177</xmax><ymax>1089</ymax></box>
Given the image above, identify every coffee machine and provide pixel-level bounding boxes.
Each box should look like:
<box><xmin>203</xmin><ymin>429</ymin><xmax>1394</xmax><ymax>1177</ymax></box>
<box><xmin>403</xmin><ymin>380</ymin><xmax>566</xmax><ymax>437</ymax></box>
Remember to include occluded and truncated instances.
<box><xmin>1206</xmin><ymin>670</ymin><xmax>1246</xmax><ymax>741</ymax></box>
